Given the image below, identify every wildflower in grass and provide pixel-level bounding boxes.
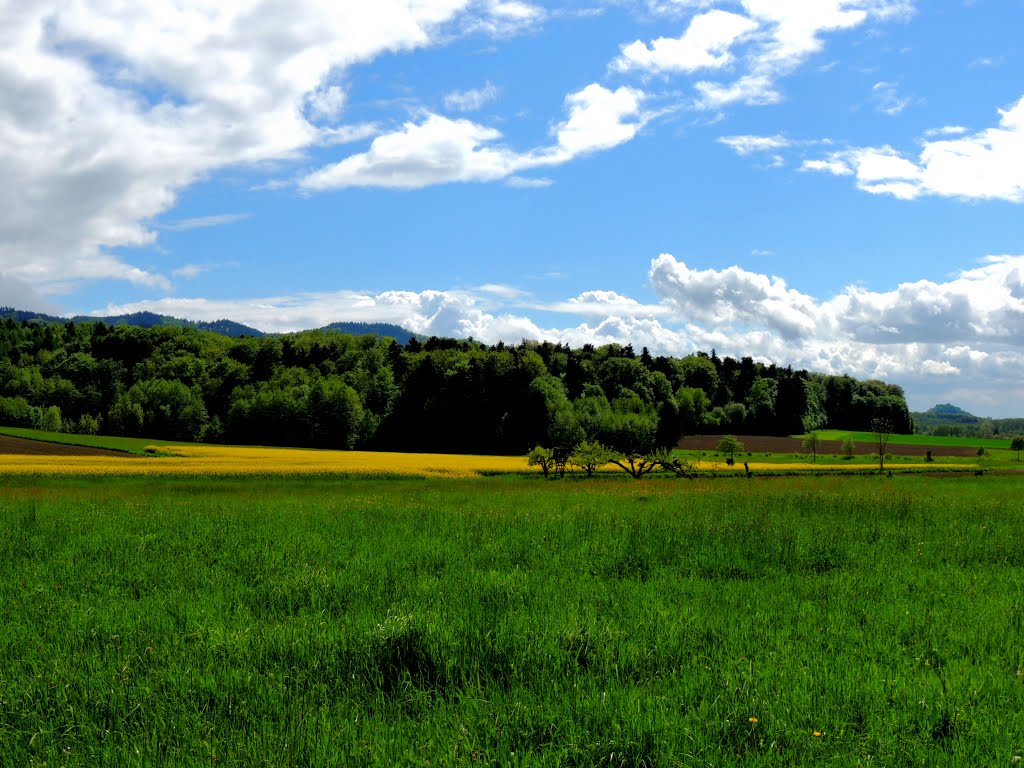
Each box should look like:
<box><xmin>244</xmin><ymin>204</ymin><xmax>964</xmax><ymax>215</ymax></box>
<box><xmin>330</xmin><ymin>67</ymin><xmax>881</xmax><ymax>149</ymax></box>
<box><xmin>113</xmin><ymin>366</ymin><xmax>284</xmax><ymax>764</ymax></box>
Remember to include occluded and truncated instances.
<box><xmin>813</xmin><ymin>731</ymin><xmax>822</xmax><ymax>737</ymax></box>
<box><xmin>749</xmin><ymin>717</ymin><xmax>758</xmax><ymax>724</ymax></box>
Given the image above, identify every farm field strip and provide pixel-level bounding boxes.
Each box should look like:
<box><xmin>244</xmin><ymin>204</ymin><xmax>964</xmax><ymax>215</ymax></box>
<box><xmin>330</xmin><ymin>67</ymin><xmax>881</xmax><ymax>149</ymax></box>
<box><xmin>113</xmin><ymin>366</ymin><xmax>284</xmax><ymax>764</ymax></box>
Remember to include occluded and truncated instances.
<box><xmin>0</xmin><ymin>441</ymin><xmax>974</xmax><ymax>477</ymax></box>
<box><xmin>0</xmin><ymin>444</ymin><xmax>532</xmax><ymax>478</ymax></box>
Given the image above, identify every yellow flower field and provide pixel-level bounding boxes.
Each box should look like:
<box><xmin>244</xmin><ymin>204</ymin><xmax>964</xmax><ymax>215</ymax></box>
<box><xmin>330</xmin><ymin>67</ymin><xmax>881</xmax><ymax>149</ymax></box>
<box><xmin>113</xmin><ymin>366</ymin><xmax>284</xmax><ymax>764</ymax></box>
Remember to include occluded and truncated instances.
<box><xmin>0</xmin><ymin>443</ymin><xmax>970</xmax><ymax>478</ymax></box>
<box><xmin>0</xmin><ymin>444</ymin><xmax>532</xmax><ymax>478</ymax></box>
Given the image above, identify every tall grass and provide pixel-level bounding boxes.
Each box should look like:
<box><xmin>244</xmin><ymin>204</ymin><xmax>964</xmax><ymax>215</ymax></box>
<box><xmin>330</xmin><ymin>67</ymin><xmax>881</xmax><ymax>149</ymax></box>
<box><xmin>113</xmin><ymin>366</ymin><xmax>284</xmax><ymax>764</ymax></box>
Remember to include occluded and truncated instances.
<box><xmin>1</xmin><ymin>475</ymin><xmax>1023</xmax><ymax>766</ymax></box>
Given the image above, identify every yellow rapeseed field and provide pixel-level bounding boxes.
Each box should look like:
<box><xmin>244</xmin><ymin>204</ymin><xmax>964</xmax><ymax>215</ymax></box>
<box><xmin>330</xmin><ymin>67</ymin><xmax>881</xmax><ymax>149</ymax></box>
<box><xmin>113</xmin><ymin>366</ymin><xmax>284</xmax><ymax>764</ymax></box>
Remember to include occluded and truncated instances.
<box><xmin>0</xmin><ymin>445</ymin><xmax>531</xmax><ymax>478</ymax></box>
<box><xmin>0</xmin><ymin>444</ymin><xmax>969</xmax><ymax>478</ymax></box>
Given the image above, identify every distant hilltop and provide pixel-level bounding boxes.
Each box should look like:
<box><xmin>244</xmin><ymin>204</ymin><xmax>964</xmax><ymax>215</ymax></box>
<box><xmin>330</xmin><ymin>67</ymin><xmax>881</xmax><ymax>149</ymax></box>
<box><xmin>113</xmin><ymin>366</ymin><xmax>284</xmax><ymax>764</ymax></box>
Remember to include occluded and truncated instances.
<box><xmin>912</xmin><ymin>402</ymin><xmax>1023</xmax><ymax>437</ymax></box>
<box><xmin>0</xmin><ymin>306</ymin><xmax>422</xmax><ymax>345</ymax></box>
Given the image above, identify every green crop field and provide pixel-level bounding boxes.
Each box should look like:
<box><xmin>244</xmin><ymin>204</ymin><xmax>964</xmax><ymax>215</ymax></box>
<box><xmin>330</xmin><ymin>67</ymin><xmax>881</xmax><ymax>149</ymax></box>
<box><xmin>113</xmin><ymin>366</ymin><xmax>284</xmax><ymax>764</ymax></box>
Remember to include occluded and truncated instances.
<box><xmin>812</xmin><ymin>429</ymin><xmax>1015</xmax><ymax>450</ymax></box>
<box><xmin>2</xmin><ymin>474</ymin><xmax>1024</xmax><ymax>766</ymax></box>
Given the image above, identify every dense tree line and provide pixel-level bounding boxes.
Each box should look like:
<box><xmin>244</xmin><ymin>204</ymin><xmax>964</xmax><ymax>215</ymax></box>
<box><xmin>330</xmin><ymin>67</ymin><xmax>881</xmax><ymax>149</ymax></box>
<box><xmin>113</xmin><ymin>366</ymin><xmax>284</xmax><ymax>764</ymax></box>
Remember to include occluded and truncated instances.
<box><xmin>0</xmin><ymin>319</ymin><xmax>913</xmax><ymax>453</ymax></box>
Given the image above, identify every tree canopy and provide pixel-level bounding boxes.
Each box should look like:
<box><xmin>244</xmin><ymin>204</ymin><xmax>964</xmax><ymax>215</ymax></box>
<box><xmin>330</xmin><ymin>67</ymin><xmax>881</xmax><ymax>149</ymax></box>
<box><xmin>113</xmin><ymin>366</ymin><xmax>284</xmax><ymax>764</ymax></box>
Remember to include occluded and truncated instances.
<box><xmin>0</xmin><ymin>318</ymin><xmax>914</xmax><ymax>454</ymax></box>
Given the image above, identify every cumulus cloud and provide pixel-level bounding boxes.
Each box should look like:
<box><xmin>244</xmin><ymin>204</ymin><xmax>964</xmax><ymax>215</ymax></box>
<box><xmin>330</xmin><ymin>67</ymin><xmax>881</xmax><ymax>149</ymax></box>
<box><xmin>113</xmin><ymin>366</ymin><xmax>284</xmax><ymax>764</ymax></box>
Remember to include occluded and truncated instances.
<box><xmin>613</xmin><ymin>9</ymin><xmax>758</xmax><ymax>75</ymax></box>
<box><xmin>804</xmin><ymin>94</ymin><xmax>1024</xmax><ymax>201</ymax></box>
<box><xmin>650</xmin><ymin>252</ymin><xmax>1024</xmax><ymax>348</ymax></box>
<box><xmin>0</xmin><ymin>0</ymin><xmax>565</xmax><ymax>294</ymax></box>
<box><xmin>300</xmin><ymin>84</ymin><xmax>647</xmax><ymax>190</ymax></box>
<box><xmin>645</xmin><ymin>252</ymin><xmax>1024</xmax><ymax>412</ymax></box>
<box><xmin>649</xmin><ymin>255</ymin><xmax>819</xmax><ymax>339</ymax></box>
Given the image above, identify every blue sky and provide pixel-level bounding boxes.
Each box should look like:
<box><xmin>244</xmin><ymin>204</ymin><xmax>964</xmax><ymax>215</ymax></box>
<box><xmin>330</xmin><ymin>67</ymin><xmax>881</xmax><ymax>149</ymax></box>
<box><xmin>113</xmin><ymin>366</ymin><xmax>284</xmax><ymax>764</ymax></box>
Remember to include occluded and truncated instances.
<box><xmin>3</xmin><ymin>0</ymin><xmax>1024</xmax><ymax>415</ymax></box>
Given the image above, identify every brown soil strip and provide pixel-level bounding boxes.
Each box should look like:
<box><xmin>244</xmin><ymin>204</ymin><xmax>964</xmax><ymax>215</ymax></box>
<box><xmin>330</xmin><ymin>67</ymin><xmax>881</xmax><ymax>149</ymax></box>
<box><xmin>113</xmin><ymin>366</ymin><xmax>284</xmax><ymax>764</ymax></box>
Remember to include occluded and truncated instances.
<box><xmin>0</xmin><ymin>434</ymin><xmax>137</xmax><ymax>457</ymax></box>
<box><xmin>676</xmin><ymin>434</ymin><xmax>981</xmax><ymax>457</ymax></box>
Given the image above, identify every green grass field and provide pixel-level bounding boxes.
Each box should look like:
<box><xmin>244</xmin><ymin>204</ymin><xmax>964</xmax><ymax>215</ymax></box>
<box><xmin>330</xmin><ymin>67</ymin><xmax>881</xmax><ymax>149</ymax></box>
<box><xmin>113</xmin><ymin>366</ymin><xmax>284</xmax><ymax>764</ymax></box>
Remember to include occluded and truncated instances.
<box><xmin>812</xmin><ymin>429</ymin><xmax>1015</xmax><ymax>450</ymax></box>
<box><xmin>2</xmin><ymin>474</ymin><xmax>1024</xmax><ymax>766</ymax></box>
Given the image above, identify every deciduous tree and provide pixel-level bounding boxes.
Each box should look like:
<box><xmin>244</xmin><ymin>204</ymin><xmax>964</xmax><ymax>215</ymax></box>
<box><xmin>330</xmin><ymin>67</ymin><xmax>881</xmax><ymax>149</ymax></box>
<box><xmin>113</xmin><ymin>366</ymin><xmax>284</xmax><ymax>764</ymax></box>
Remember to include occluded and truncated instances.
<box><xmin>871</xmin><ymin>418</ymin><xmax>892</xmax><ymax>474</ymax></box>
<box><xmin>568</xmin><ymin>440</ymin><xmax>611</xmax><ymax>477</ymax></box>
<box><xmin>717</xmin><ymin>435</ymin><xmax>744</xmax><ymax>462</ymax></box>
<box><xmin>802</xmin><ymin>432</ymin><xmax>820</xmax><ymax>463</ymax></box>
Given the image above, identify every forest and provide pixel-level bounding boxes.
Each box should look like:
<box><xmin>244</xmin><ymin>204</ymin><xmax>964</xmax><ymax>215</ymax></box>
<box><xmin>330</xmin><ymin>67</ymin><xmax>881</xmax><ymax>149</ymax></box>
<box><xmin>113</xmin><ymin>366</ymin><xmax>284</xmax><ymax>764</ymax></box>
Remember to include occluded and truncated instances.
<box><xmin>0</xmin><ymin>319</ymin><xmax>912</xmax><ymax>454</ymax></box>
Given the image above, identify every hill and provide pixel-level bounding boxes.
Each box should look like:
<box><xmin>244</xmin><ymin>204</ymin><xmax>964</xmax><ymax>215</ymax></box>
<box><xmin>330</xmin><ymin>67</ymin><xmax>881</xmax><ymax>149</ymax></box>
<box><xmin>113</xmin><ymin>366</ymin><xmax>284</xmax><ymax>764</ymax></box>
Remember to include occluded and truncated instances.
<box><xmin>317</xmin><ymin>321</ymin><xmax>422</xmax><ymax>345</ymax></box>
<box><xmin>0</xmin><ymin>306</ymin><xmax>420</xmax><ymax>343</ymax></box>
<box><xmin>0</xmin><ymin>306</ymin><xmax>265</xmax><ymax>338</ymax></box>
<box><xmin>912</xmin><ymin>403</ymin><xmax>1024</xmax><ymax>438</ymax></box>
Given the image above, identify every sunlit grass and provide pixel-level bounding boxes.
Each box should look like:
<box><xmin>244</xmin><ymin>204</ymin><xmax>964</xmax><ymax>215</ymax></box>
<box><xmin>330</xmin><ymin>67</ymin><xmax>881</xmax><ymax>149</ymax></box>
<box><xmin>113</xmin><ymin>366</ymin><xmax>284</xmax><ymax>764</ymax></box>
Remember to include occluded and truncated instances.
<box><xmin>1</xmin><ymin>474</ymin><xmax>1023</xmax><ymax>765</ymax></box>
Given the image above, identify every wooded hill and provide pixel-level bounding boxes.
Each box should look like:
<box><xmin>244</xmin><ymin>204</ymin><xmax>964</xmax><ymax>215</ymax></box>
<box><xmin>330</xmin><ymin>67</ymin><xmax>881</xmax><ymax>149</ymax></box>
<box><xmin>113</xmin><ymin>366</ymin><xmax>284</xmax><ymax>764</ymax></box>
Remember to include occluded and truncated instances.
<box><xmin>911</xmin><ymin>403</ymin><xmax>1024</xmax><ymax>438</ymax></box>
<box><xmin>0</xmin><ymin>318</ymin><xmax>912</xmax><ymax>454</ymax></box>
<box><xmin>0</xmin><ymin>306</ymin><xmax>421</xmax><ymax>344</ymax></box>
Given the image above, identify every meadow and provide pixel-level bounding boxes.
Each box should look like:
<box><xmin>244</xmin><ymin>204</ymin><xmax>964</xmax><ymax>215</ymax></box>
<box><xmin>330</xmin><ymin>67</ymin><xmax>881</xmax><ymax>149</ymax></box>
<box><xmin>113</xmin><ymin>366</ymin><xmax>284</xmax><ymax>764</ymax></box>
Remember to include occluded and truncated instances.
<box><xmin>812</xmin><ymin>430</ymin><xmax>1016</xmax><ymax>451</ymax></box>
<box><xmin>2</xmin><ymin>473</ymin><xmax>1024</xmax><ymax>766</ymax></box>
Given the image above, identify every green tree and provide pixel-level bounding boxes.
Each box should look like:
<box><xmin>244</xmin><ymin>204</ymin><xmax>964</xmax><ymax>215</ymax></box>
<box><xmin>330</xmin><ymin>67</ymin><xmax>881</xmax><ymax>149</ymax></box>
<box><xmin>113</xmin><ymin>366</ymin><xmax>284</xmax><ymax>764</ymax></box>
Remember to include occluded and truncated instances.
<box><xmin>842</xmin><ymin>438</ymin><xmax>856</xmax><ymax>460</ymax></box>
<box><xmin>717</xmin><ymin>434</ymin><xmax>744</xmax><ymax>462</ymax></box>
<box><xmin>125</xmin><ymin>378</ymin><xmax>209</xmax><ymax>441</ymax></box>
<box><xmin>802</xmin><ymin>432</ymin><xmax>820</xmax><ymax>463</ymax></box>
<box><xmin>871</xmin><ymin>418</ymin><xmax>892</xmax><ymax>474</ymax></box>
<box><xmin>568</xmin><ymin>440</ymin><xmax>612</xmax><ymax>477</ymax></box>
<box><xmin>1011</xmin><ymin>436</ymin><xmax>1024</xmax><ymax>461</ymax></box>
<box><xmin>108</xmin><ymin>397</ymin><xmax>144</xmax><ymax>436</ymax></box>
<box><xmin>308</xmin><ymin>376</ymin><xmax>363</xmax><ymax>449</ymax></box>
<box><xmin>39</xmin><ymin>405</ymin><xmax>63</xmax><ymax>433</ymax></box>
<box><xmin>746</xmin><ymin>378</ymin><xmax>778</xmax><ymax>433</ymax></box>
<box><xmin>527</xmin><ymin>446</ymin><xmax>556</xmax><ymax>478</ymax></box>
<box><xmin>77</xmin><ymin>414</ymin><xmax>101</xmax><ymax>435</ymax></box>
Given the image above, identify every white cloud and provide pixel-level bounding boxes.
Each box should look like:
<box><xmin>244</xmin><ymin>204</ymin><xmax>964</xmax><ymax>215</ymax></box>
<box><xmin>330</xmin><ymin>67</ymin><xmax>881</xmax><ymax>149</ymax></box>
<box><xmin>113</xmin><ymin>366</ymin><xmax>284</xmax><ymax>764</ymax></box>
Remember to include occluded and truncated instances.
<box><xmin>0</xmin><ymin>274</ymin><xmax>61</xmax><ymax>314</ymax></box>
<box><xmin>172</xmin><ymin>261</ymin><xmax>240</xmax><ymax>280</ymax></box>
<box><xmin>650</xmin><ymin>252</ymin><xmax>1024</xmax><ymax>348</ymax></box>
<box><xmin>693</xmin><ymin>0</ymin><xmax>913</xmax><ymax>108</ymax></box>
<box><xmin>506</xmin><ymin>176</ymin><xmax>553</xmax><ymax>188</ymax></box>
<box><xmin>307</xmin><ymin>85</ymin><xmax>347</xmax><ymax>121</ymax></box>
<box><xmin>804</xmin><ymin>94</ymin><xmax>1024</xmax><ymax>201</ymax></box>
<box><xmin>551</xmin><ymin>84</ymin><xmax>647</xmax><ymax>157</ymax></box>
<box><xmin>463</xmin><ymin>0</ymin><xmax>546</xmax><ymax>36</ymax></box>
<box><xmin>0</xmin><ymin>0</ymin><xmax>553</xmax><ymax>292</ymax></box>
<box><xmin>159</xmin><ymin>213</ymin><xmax>251</xmax><ymax>232</ymax></box>
<box><xmin>443</xmin><ymin>82</ymin><xmax>500</xmax><ymax>112</ymax></box>
<box><xmin>537</xmin><ymin>290</ymin><xmax>673</xmax><ymax>317</ymax></box>
<box><xmin>649</xmin><ymin>254</ymin><xmax>819</xmax><ymax>339</ymax></box>
<box><xmin>300</xmin><ymin>84</ymin><xmax>647</xmax><ymax>189</ymax></box>
<box><xmin>300</xmin><ymin>115</ymin><xmax>517</xmax><ymax>189</ymax></box>
<box><xmin>718</xmin><ymin>133</ymin><xmax>790</xmax><ymax>155</ymax></box>
<box><xmin>613</xmin><ymin>9</ymin><xmax>758</xmax><ymax>74</ymax></box>
<box><xmin>172</xmin><ymin>264</ymin><xmax>211</xmax><ymax>280</ymax></box>
<box><xmin>923</xmin><ymin>125</ymin><xmax>968</xmax><ymax>138</ymax></box>
<box><xmin>871</xmin><ymin>80</ymin><xmax>911</xmax><ymax>115</ymax></box>
<box><xmin>801</xmin><ymin>158</ymin><xmax>853</xmax><ymax>175</ymax></box>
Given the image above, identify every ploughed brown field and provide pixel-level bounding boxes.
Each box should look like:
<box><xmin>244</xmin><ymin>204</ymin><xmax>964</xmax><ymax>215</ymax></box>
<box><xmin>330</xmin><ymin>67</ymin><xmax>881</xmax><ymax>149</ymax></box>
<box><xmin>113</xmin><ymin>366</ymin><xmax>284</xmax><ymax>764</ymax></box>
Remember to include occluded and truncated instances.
<box><xmin>0</xmin><ymin>435</ymin><xmax>135</xmax><ymax>457</ymax></box>
<box><xmin>676</xmin><ymin>434</ymin><xmax>981</xmax><ymax>457</ymax></box>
